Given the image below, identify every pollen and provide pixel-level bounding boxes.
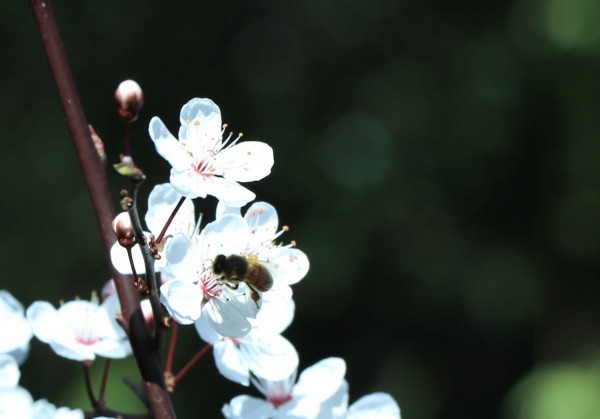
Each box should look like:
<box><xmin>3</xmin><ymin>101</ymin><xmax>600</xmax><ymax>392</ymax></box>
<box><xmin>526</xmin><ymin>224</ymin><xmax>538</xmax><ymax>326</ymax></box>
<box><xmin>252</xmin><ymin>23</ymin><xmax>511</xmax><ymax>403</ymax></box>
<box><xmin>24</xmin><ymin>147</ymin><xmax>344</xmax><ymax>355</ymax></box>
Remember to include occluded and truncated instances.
<box><xmin>282</xmin><ymin>225</ymin><xmax>289</xmax><ymax>231</ymax></box>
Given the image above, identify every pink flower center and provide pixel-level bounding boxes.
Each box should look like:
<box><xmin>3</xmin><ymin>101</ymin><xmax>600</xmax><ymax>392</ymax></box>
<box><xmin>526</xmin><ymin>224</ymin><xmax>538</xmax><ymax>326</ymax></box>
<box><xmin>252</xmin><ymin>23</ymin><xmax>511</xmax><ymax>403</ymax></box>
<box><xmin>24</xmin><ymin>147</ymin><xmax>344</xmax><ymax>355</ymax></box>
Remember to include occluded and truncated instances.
<box><xmin>267</xmin><ymin>393</ymin><xmax>293</xmax><ymax>408</ymax></box>
<box><xmin>200</xmin><ymin>273</ymin><xmax>223</xmax><ymax>302</ymax></box>
<box><xmin>192</xmin><ymin>159</ymin><xmax>214</xmax><ymax>177</ymax></box>
<box><xmin>75</xmin><ymin>333</ymin><xmax>99</xmax><ymax>346</ymax></box>
<box><xmin>72</xmin><ymin>307</ymin><xmax>100</xmax><ymax>346</ymax></box>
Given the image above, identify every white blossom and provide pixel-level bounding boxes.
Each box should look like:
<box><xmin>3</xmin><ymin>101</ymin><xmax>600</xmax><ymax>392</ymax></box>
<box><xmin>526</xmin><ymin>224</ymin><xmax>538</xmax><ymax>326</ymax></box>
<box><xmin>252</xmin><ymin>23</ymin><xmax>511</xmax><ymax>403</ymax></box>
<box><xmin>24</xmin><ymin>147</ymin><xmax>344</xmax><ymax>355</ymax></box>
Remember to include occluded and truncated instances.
<box><xmin>26</xmin><ymin>293</ymin><xmax>131</xmax><ymax>362</ymax></box>
<box><xmin>0</xmin><ymin>291</ymin><xmax>32</xmax><ymax>365</ymax></box>
<box><xmin>222</xmin><ymin>357</ymin><xmax>349</xmax><ymax>419</ymax></box>
<box><xmin>160</xmin><ymin>214</ymin><xmax>260</xmax><ymax>338</ymax></box>
<box><xmin>195</xmin><ymin>296</ymin><xmax>298</xmax><ymax>386</ymax></box>
<box><xmin>222</xmin><ymin>357</ymin><xmax>401</xmax><ymax>419</ymax></box>
<box><xmin>149</xmin><ymin>98</ymin><xmax>274</xmax><ymax>206</ymax></box>
<box><xmin>218</xmin><ymin>201</ymin><xmax>310</xmax><ymax>291</ymax></box>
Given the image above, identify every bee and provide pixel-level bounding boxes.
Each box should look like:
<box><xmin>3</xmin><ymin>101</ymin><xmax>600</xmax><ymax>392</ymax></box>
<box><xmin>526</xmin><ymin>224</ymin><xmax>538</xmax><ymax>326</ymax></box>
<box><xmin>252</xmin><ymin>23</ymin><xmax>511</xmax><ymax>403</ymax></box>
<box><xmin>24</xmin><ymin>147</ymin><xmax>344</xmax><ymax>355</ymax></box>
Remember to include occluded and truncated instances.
<box><xmin>212</xmin><ymin>254</ymin><xmax>273</xmax><ymax>306</ymax></box>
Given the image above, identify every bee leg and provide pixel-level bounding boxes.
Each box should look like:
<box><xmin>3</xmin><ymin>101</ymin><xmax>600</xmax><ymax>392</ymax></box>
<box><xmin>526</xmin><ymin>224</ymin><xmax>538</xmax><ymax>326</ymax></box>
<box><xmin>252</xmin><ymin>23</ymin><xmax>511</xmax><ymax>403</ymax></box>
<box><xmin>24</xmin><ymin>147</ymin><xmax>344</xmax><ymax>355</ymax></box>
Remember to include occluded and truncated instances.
<box><xmin>249</xmin><ymin>288</ymin><xmax>261</xmax><ymax>308</ymax></box>
<box><xmin>224</xmin><ymin>282</ymin><xmax>239</xmax><ymax>290</ymax></box>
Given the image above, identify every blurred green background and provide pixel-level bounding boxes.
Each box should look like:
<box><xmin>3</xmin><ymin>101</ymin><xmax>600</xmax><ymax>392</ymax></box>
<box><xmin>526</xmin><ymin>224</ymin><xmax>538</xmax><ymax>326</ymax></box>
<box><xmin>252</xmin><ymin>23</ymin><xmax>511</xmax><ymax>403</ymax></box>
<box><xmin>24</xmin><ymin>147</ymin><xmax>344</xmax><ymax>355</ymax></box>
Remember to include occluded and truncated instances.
<box><xmin>3</xmin><ymin>0</ymin><xmax>600</xmax><ymax>418</ymax></box>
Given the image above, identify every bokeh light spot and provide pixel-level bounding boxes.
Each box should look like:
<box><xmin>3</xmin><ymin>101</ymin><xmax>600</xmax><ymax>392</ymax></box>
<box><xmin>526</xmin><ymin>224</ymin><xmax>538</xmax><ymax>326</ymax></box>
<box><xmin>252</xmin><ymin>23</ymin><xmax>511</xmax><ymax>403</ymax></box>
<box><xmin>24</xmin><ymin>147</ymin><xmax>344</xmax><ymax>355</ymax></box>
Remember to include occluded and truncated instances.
<box><xmin>316</xmin><ymin>113</ymin><xmax>393</xmax><ymax>188</ymax></box>
<box><xmin>503</xmin><ymin>361</ymin><xmax>600</xmax><ymax>419</ymax></box>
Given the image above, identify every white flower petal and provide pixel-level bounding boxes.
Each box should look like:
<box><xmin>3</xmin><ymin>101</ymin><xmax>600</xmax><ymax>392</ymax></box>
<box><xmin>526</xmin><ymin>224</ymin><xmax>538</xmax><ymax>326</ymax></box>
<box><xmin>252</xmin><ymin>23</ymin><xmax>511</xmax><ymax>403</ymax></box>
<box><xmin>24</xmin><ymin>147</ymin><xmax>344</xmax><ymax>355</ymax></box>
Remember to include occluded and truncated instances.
<box><xmin>199</xmin><ymin>215</ymin><xmax>252</xmax><ymax>260</ymax></box>
<box><xmin>263</xmin><ymin>248</ymin><xmax>310</xmax><ymax>285</ymax></box>
<box><xmin>194</xmin><ymin>315</ymin><xmax>221</xmax><ymax>344</ymax></box>
<box><xmin>98</xmin><ymin>294</ymin><xmax>127</xmax><ymax>340</ymax></box>
<box><xmin>110</xmin><ymin>238</ymin><xmax>155</xmax><ymax>275</ymax></box>
<box><xmin>26</xmin><ymin>301</ymin><xmax>58</xmax><ymax>344</ymax></box>
<box><xmin>0</xmin><ymin>290</ymin><xmax>25</xmax><ymax>316</ymax></box>
<box><xmin>242</xmin><ymin>332</ymin><xmax>299</xmax><ymax>382</ymax></box>
<box><xmin>293</xmin><ymin>357</ymin><xmax>346</xmax><ymax>402</ymax></box>
<box><xmin>201</xmin><ymin>176</ymin><xmax>257</xmax><ymax>208</ymax></box>
<box><xmin>213</xmin><ymin>340</ymin><xmax>250</xmax><ymax>386</ymax></box>
<box><xmin>253</xmin><ymin>295</ymin><xmax>295</xmax><ymax>334</ymax></box>
<box><xmin>213</xmin><ymin>141</ymin><xmax>274</xmax><ymax>182</ymax></box>
<box><xmin>149</xmin><ymin>117</ymin><xmax>192</xmax><ymax>172</ymax></box>
<box><xmin>169</xmin><ymin>169</ymin><xmax>257</xmax><ymax>206</ymax></box>
<box><xmin>348</xmin><ymin>393</ymin><xmax>401</xmax><ymax>419</ymax></box>
<box><xmin>92</xmin><ymin>338</ymin><xmax>132</xmax><ymax>359</ymax></box>
<box><xmin>316</xmin><ymin>380</ymin><xmax>349</xmax><ymax>419</ymax></box>
<box><xmin>222</xmin><ymin>395</ymin><xmax>276</xmax><ymax>419</ymax></box>
<box><xmin>0</xmin><ymin>291</ymin><xmax>32</xmax><ymax>363</ymax></box>
<box><xmin>0</xmin><ymin>386</ymin><xmax>33</xmax><ymax>418</ymax></box>
<box><xmin>0</xmin><ymin>354</ymin><xmax>20</xmax><ymax>390</ymax></box>
<box><xmin>161</xmin><ymin>234</ymin><xmax>198</xmax><ymax>282</ymax></box>
<box><xmin>216</xmin><ymin>201</ymin><xmax>243</xmax><ymax>218</ymax></box>
<box><xmin>203</xmin><ymin>297</ymin><xmax>252</xmax><ymax>338</ymax></box>
<box><xmin>145</xmin><ymin>183</ymin><xmax>195</xmax><ymax>238</ymax></box>
<box><xmin>178</xmin><ymin>98</ymin><xmax>222</xmax><ymax>144</ymax></box>
<box><xmin>32</xmin><ymin>399</ymin><xmax>84</xmax><ymax>419</ymax></box>
<box><xmin>160</xmin><ymin>280</ymin><xmax>202</xmax><ymax>324</ymax></box>
<box><xmin>276</xmin><ymin>396</ymin><xmax>321</xmax><ymax>419</ymax></box>
<box><xmin>48</xmin><ymin>339</ymin><xmax>96</xmax><ymax>362</ymax></box>
<box><xmin>244</xmin><ymin>202</ymin><xmax>279</xmax><ymax>248</ymax></box>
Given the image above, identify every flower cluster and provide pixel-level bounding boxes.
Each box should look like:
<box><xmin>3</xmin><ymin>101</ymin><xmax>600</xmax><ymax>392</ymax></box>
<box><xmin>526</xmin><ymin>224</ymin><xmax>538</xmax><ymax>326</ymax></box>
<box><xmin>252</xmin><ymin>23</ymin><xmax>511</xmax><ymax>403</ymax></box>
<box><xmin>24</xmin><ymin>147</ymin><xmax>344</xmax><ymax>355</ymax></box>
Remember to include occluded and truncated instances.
<box><xmin>149</xmin><ymin>98</ymin><xmax>274</xmax><ymax>206</ymax></box>
<box><xmin>0</xmin><ymin>98</ymin><xmax>400</xmax><ymax>418</ymax></box>
<box><xmin>114</xmin><ymin>98</ymin><xmax>400</xmax><ymax>417</ymax></box>
<box><xmin>0</xmin><ymin>292</ymin><xmax>91</xmax><ymax>418</ymax></box>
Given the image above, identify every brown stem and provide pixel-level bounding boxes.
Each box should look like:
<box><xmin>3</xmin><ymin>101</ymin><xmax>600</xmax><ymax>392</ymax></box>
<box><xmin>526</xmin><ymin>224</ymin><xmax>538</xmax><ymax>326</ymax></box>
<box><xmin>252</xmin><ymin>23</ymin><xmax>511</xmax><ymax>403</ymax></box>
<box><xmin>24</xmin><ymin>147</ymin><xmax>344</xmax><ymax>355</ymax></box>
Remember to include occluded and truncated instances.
<box><xmin>173</xmin><ymin>344</ymin><xmax>213</xmax><ymax>384</ymax></box>
<box><xmin>98</xmin><ymin>359</ymin><xmax>112</xmax><ymax>407</ymax></box>
<box><xmin>165</xmin><ymin>322</ymin><xmax>179</xmax><ymax>374</ymax></box>
<box><xmin>82</xmin><ymin>362</ymin><xmax>99</xmax><ymax>410</ymax></box>
<box><xmin>29</xmin><ymin>1</ymin><xmax>176</xmax><ymax>417</ymax></box>
<box><xmin>127</xmin><ymin>179</ymin><xmax>166</xmax><ymax>346</ymax></box>
<box><xmin>156</xmin><ymin>196</ymin><xmax>186</xmax><ymax>244</ymax></box>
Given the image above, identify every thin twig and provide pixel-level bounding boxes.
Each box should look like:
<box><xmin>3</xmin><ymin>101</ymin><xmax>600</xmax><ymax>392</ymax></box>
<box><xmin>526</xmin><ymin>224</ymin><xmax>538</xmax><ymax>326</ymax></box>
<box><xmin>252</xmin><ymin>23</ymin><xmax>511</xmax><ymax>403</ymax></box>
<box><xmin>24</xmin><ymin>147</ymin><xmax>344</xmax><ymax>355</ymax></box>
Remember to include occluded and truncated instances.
<box><xmin>82</xmin><ymin>362</ymin><xmax>99</xmax><ymax>410</ymax></box>
<box><xmin>127</xmin><ymin>180</ymin><xmax>165</xmax><ymax>340</ymax></box>
<box><xmin>165</xmin><ymin>322</ymin><xmax>179</xmax><ymax>374</ymax></box>
<box><xmin>174</xmin><ymin>344</ymin><xmax>213</xmax><ymax>385</ymax></box>
<box><xmin>98</xmin><ymin>359</ymin><xmax>112</xmax><ymax>407</ymax></box>
<box><xmin>155</xmin><ymin>196</ymin><xmax>186</xmax><ymax>245</ymax></box>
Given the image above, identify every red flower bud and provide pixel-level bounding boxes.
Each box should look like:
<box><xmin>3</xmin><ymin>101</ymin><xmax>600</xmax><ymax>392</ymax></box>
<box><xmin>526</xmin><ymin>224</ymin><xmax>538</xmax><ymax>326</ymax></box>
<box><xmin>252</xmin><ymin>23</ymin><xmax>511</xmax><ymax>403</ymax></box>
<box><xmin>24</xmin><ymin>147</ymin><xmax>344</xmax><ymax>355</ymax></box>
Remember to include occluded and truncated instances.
<box><xmin>112</xmin><ymin>212</ymin><xmax>136</xmax><ymax>248</ymax></box>
<box><xmin>115</xmin><ymin>80</ymin><xmax>144</xmax><ymax>122</ymax></box>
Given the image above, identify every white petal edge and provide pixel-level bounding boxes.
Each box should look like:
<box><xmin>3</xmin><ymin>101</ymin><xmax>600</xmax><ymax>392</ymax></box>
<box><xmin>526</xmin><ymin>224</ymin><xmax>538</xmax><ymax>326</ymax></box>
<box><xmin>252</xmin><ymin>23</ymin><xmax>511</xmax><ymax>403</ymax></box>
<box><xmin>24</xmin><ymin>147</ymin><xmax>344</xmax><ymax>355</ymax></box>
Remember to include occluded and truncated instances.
<box><xmin>160</xmin><ymin>280</ymin><xmax>203</xmax><ymax>324</ymax></box>
<box><xmin>222</xmin><ymin>395</ymin><xmax>275</xmax><ymax>419</ymax></box>
<box><xmin>293</xmin><ymin>357</ymin><xmax>346</xmax><ymax>402</ymax></box>
<box><xmin>149</xmin><ymin>117</ymin><xmax>192</xmax><ymax>172</ymax></box>
<box><xmin>348</xmin><ymin>393</ymin><xmax>401</xmax><ymax>419</ymax></box>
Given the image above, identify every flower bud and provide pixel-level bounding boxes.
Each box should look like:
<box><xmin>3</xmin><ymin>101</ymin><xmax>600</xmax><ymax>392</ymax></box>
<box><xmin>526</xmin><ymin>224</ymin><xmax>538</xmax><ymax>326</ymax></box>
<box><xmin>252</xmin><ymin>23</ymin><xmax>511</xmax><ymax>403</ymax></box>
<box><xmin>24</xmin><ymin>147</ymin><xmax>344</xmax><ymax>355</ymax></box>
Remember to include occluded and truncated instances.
<box><xmin>112</xmin><ymin>212</ymin><xmax>136</xmax><ymax>248</ymax></box>
<box><xmin>115</xmin><ymin>80</ymin><xmax>144</xmax><ymax>122</ymax></box>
